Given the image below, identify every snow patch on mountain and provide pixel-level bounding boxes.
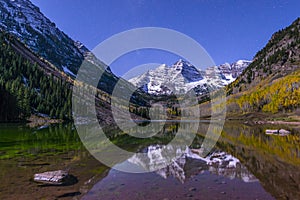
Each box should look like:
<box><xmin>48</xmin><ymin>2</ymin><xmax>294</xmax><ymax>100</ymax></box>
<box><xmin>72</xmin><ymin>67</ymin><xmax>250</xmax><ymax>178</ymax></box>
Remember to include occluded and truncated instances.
<box><xmin>62</xmin><ymin>66</ymin><xmax>76</xmax><ymax>77</ymax></box>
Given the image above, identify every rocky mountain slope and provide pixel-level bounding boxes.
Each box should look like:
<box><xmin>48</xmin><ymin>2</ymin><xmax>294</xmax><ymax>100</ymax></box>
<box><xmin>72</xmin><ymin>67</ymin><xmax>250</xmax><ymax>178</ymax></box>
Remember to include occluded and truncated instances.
<box><xmin>128</xmin><ymin>59</ymin><xmax>251</xmax><ymax>95</ymax></box>
<box><xmin>0</xmin><ymin>0</ymin><xmax>84</xmax><ymax>74</ymax></box>
<box><xmin>226</xmin><ymin>17</ymin><xmax>300</xmax><ymax>115</ymax></box>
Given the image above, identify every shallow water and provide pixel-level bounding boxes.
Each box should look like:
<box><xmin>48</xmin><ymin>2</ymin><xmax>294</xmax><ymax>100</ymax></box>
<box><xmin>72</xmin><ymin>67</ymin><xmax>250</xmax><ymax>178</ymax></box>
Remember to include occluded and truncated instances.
<box><xmin>0</xmin><ymin>122</ymin><xmax>299</xmax><ymax>199</ymax></box>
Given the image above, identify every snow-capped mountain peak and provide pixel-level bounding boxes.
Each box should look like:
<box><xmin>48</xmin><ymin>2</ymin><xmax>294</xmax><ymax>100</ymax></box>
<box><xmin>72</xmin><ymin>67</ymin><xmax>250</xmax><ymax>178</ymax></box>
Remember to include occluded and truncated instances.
<box><xmin>236</xmin><ymin>59</ymin><xmax>252</xmax><ymax>66</ymax></box>
<box><xmin>173</xmin><ymin>59</ymin><xmax>192</xmax><ymax>69</ymax></box>
<box><xmin>128</xmin><ymin>60</ymin><xmax>251</xmax><ymax>95</ymax></box>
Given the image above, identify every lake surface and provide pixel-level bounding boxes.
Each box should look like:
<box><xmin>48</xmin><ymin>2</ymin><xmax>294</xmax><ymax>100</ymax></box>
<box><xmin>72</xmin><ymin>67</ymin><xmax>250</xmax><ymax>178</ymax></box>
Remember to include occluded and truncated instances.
<box><xmin>0</xmin><ymin>122</ymin><xmax>299</xmax><ymax>199</ymax></box>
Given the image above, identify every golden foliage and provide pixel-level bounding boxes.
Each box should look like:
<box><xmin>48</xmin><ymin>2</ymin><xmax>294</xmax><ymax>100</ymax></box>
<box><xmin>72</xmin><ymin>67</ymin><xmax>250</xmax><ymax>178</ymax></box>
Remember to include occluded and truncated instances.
<box><xmin>232</xmin><ymin>71</ymin><xmax>300</xmax><ymax>113</ymax></box>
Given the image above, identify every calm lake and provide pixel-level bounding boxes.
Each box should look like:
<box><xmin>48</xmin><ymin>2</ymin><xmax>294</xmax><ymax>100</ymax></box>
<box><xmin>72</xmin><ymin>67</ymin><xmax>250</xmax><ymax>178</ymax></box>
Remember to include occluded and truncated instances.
<box><xmin>0</xmin><ymin>121</ymin><xmax>299</xmax><ymax>199</ymax></box>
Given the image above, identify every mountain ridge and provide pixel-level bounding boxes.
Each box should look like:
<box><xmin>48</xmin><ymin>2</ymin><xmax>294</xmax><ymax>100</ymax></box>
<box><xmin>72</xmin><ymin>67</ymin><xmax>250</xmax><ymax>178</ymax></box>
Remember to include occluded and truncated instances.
<box><xmin>128</xmin><ymin>59</ymin><xmax>251</xmax><ymax>95</ymax></box>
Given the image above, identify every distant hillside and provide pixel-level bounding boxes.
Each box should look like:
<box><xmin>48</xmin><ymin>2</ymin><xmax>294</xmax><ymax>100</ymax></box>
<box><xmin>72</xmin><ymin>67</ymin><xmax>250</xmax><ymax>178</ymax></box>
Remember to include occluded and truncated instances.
<box><xmin>226</xmin><ymin>18</ymin><xmax>300</xmax><ymax>115</ymax></box>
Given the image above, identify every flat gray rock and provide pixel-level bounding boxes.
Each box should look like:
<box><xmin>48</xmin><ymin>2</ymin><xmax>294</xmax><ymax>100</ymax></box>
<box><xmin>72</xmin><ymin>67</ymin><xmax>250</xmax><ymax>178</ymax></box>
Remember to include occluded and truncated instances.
<box><xmin>34</xmin><ymin>170</ymin><xmax>68</xmax><ymax>185</ymax></box>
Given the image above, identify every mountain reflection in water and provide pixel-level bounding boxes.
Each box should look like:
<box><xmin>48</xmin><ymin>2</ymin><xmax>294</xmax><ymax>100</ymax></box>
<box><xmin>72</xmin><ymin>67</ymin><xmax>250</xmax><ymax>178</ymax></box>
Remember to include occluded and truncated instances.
<box><xmin>127</xmin><ymin>145</ymin><xmax>258</xmax><ymax>183</ymax></box>
<box><xmin>83</xmin><ymin>145</ymin><xmax>271</xmax><ymax>200</ymax></box>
